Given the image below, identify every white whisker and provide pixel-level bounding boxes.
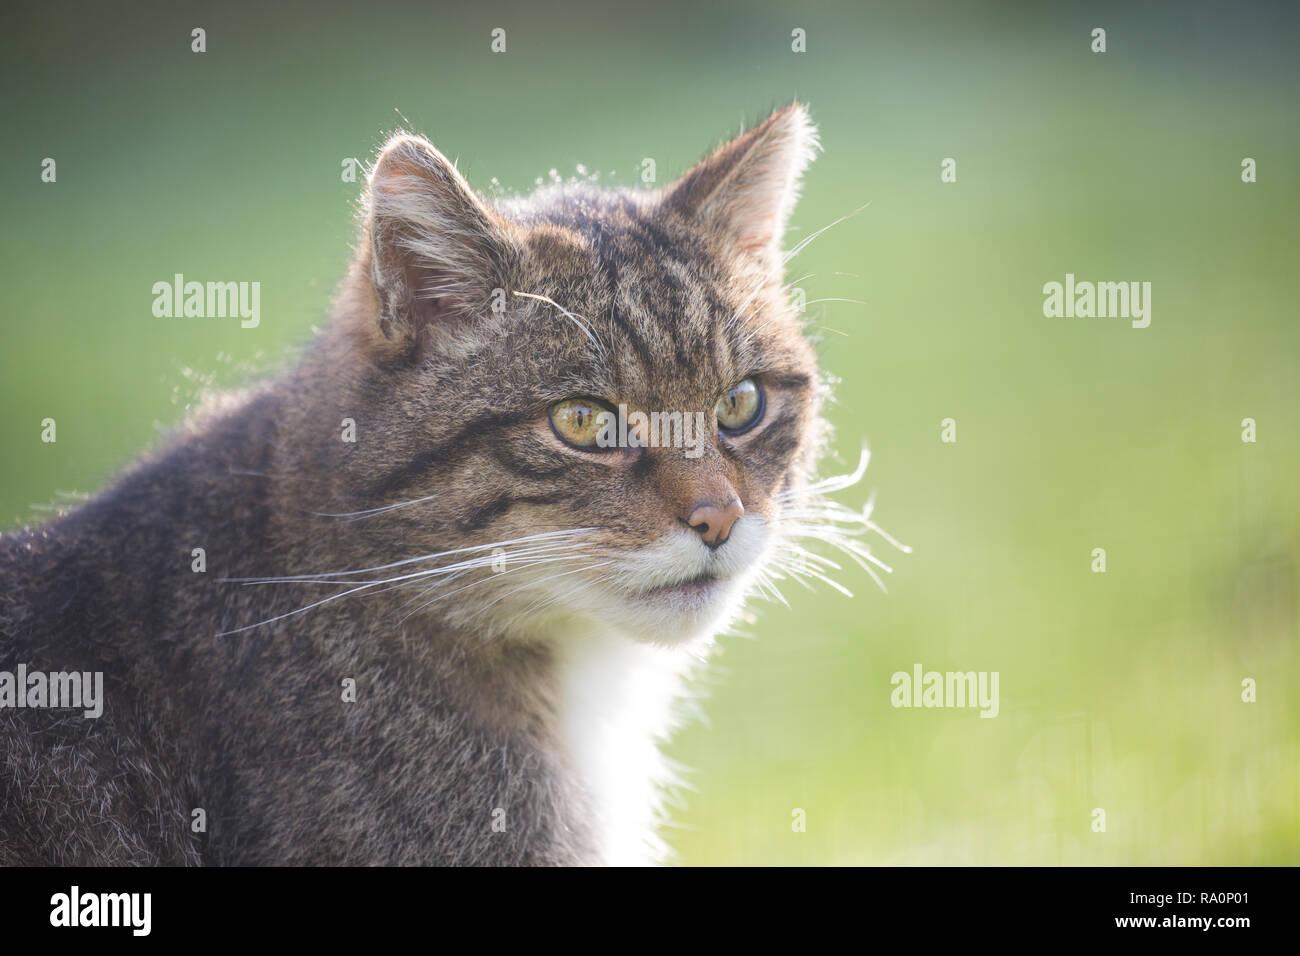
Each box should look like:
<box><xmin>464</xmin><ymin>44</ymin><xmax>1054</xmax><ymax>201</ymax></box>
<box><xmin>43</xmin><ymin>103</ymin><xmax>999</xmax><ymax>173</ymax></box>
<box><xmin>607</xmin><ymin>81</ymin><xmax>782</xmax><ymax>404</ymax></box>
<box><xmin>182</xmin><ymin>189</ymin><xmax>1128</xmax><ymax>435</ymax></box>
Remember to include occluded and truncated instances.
<box><xmin>217</xmin><ymin>529</ymin><xmax>598</xmax><ymax>635</ymax></box>
<box><xmin>309</xmin><ymin>493</ymin><xmax>439</xmax><ymax>520</ymax></box>
<box><xmin>221</xmin><ymin>528</ymin><xmax>593</xmax><ymax>582</ymax></box>
<box><xmin>771</xmin><ymin>446</ymin><xmax>908</xmax><ymax>597</ymax></box>
<box><xmin>397</xmin><ymin>556</ymin><xmax>597</xmax><ymax>625</ymax></box>
<box><xmin>780</xmin><ymin>202</ymin><xmax>870</xmax><ymax>267</ymax></box>
<box><xmin>514</xmin><ymin>290</ymin><xmax>605</xmax><ymax>356</ymax></box>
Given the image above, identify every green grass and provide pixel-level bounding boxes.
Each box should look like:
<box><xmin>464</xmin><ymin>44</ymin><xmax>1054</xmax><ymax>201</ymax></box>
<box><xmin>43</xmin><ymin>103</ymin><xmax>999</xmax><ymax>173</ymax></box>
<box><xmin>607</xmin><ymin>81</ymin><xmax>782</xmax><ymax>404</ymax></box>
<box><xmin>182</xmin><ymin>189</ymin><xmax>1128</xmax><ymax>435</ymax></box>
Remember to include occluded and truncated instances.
<box><xmin>2</xmin><ymin>0</ymin><xmax>1296</xmax><ymax>864</ymax></box>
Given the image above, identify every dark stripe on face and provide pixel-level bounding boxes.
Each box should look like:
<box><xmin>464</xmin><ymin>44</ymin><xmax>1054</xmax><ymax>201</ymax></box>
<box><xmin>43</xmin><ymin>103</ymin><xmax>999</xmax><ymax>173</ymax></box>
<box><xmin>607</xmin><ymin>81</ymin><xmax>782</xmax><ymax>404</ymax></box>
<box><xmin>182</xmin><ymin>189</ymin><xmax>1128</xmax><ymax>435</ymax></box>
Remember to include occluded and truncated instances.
<box><xmin>730</xmin><ymin>405</ymin><xmax>802</xmax><ymax>475</ymax></box>
<box><xmin>368</xmin><ymin>410</ymin><xmax>532</xmax><ymax>500</ymax></box>
<box><xmin>752</xmin><ymin>424</ymin><xmax>801</xmax><ymax>464</ymax></box>
<box><xmin>591</xmin><ymin>229</ymin><xmax>658</xmax><ymax>380</ymax></box>
<box><xmin>765</xmin><ymin>371</ymin><xmax>812</xmax><ymax>391</ymax></box>
<box><xmin>489</xmin><ymin>444</ymin><xmax>571</xmax><ymax>481</ymax></box>
<box><xmin>624</xmin><ymin>214</ymin><xmax>707</xmax><ymax>372</ymax></box>
<box><xmin>457</xmin><ymin>491</ymin><xmax>572</xmax><ymax>533</ymax></box>
<box><xmin>703</xmin><ymin>282</ymin><xmax>753</xmax><ymax>383</ymax></box>
<box><xmin>705</xmin><ymin>292</ymin><xmax>722</xmax><ymax>378</ymax></box>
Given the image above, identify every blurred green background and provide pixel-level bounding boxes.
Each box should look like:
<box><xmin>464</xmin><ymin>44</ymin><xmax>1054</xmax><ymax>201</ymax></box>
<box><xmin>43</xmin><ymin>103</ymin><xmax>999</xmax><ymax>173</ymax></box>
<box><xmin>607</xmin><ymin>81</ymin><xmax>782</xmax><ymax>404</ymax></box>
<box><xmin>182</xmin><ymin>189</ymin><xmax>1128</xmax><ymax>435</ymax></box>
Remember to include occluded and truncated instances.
<box><xmin>2</xmin><ymin>0</ymin><xmax>1296</xmax><ymax>864</ymax></box>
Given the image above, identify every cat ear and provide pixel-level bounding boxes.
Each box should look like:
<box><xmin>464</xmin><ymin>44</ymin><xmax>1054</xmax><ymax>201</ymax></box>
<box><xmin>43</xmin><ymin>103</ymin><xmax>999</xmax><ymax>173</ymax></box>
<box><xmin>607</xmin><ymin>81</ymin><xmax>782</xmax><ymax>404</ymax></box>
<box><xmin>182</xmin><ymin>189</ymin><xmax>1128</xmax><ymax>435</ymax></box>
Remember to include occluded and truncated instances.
<box><xmin>364</xmin><ymin>133</ymin><xmax>516</xmax><ymax>341</ymax></box>
<box><xmin>663</xmin><ymin>102</ymin><xmax>820</xmax><ymax>267</ymax></box>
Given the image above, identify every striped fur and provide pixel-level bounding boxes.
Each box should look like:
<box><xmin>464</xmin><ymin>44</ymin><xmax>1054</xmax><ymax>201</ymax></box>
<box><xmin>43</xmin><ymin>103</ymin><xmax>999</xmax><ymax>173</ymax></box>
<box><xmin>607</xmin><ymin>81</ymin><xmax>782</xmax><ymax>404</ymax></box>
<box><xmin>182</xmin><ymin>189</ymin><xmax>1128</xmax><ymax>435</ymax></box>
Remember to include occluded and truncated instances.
<box><xmin>0</xmin><ymin>104</ymin><xmax>867</xmax><ymax>865</ymax></box>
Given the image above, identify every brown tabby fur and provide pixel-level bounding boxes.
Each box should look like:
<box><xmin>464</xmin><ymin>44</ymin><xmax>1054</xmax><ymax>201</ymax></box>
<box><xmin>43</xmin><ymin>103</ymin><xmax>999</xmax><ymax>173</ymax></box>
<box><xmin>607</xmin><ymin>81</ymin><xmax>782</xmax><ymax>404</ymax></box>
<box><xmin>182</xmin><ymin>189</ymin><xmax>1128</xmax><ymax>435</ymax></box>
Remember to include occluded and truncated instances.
<box><xmin>0</xmin><ymin>103</ymin><xmax>840</xmax><ymax>865</ymax></box>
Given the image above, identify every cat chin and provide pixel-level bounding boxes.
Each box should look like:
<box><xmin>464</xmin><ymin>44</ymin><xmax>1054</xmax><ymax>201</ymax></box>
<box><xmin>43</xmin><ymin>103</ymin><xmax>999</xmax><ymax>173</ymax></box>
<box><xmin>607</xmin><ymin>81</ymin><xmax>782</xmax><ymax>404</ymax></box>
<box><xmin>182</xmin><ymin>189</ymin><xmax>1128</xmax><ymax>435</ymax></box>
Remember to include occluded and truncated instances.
<box><xmin>608</xmin><ymin>580</ymin><xmax>751</xmax><ymax>648</ymax></box>
<box><xmin>600</xmin><ymin>522</ymin><xmax>774</xmax><ymax>647</ymax></box>
<box><xmin>523</xmin><ymin>577</ymin><xmax>746</xmax><ymax>649</ymax></box>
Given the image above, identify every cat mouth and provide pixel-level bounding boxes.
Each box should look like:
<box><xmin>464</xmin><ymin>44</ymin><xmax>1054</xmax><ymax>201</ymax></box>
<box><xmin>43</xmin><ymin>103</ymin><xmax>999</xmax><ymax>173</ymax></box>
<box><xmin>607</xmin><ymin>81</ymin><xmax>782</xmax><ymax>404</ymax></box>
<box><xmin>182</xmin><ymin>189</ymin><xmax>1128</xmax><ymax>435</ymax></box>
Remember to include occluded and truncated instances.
<box><xmin>650</xmin><ymin>572</ymin><xmax>722</xmax><ymax>595</ymax></box>
<box><xmin>637</xmin><ymin>570</ymin><xmax>724</xmax><ymax>599</ymax></box>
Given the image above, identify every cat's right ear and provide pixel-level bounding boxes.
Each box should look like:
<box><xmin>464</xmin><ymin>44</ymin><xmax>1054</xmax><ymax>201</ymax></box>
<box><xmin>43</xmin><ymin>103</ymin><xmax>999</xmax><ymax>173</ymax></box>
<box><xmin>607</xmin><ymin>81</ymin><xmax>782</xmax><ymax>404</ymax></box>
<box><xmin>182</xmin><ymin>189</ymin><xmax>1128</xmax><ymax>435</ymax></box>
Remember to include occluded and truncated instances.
<box><xmin>362</xmin><ymin>133</ymin><xmax>517</xmax><ymax>346</ymax></box>
<box><xmin>661</xmin><ymin>103</ymin><xmax>819</xmax><ymax>271</ymax></box>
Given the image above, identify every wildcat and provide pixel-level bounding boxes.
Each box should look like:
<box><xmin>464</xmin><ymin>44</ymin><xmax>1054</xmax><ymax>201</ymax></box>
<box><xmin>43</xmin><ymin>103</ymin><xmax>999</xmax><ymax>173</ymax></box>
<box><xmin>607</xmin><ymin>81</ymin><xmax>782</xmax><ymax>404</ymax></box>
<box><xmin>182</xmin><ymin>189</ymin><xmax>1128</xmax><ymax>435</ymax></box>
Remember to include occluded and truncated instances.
<box><xmin>0</xmin><ymin>102</ymin><xmax>896</xmax><ymax>865</ymax></box>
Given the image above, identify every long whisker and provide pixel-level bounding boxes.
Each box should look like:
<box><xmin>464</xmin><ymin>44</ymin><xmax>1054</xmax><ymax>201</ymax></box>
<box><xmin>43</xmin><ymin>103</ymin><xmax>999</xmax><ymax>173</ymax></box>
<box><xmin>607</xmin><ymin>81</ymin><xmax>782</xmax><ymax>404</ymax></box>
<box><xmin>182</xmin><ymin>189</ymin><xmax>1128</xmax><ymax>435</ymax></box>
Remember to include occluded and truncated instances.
<box><xmin>801</xmin><ymin>297</ymin><xmax>866</xmax><ymax>307</ymax></box>
<box><xmin>770</xmin><ymin>447</ymin><xmax>910</xmax><ymax>598</ymax></box>
<box><xmin>777</xmin><ymin>447</ymin><xmax>872</xmax><ymax>500</ymax></box>
<box><xmin>730</xmin><ymin>203</ymin><xmax>873</xmax><ymax>350</ymax></box>
<box><xmin>781</xmin><ymin>202</ymin><xmax>870</xmax><ymax>267</ymax></box>
<box><xmin>308</xmin><ymin>493</ymin><xmax>439</xmax><ymax>520</ymax></box>
<box><xmin>216</xmin><ymin>531</ymin><xmax>597</xmax><ymax>636</ymax></box>
<box><xmin>221</xmin><ymin>528</ymin><xmax>593</xmax><ymax>582</ymax></box>
<box><xmin>396</xmin><ymin>556</ymin><xmax>602</xmax><ymax>625</ymax></box>
<box><xmin>513</xmin><ymin>290</ymin><xmax>605</xmax><ymax>356</ymax></box>
<box><xmin>392</xmin><ymin>558</ymin><xmax>614</xmax><ymax>634</ymax></box>
<box><xmin>216</xmin><ymin>579</ymin><xmax>387</xmax><ymax>636</ymax></box>
<box><xmin>227</xmin><ymin>542</ymin><xmax>581</xmax><ymax>587</ymax></box>
<box><xmin>498</xmin><ymin>563</ymin><xmax>618</xmax><ymax>630</ymax></box>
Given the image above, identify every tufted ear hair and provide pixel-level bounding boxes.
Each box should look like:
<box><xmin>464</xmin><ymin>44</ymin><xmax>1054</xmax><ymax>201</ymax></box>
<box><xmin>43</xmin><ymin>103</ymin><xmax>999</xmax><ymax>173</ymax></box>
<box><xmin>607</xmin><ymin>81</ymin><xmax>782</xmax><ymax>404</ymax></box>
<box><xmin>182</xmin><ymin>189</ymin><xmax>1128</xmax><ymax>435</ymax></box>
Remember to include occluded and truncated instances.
<box><xmin>363</xmin><ymin>133</ymin><xmax>517</xmax><ymax>341</ymax></box>
<box><xmin>662</xmin><ymin>102</ymin><xmax>819</xmax><ymax>268</ymax></box>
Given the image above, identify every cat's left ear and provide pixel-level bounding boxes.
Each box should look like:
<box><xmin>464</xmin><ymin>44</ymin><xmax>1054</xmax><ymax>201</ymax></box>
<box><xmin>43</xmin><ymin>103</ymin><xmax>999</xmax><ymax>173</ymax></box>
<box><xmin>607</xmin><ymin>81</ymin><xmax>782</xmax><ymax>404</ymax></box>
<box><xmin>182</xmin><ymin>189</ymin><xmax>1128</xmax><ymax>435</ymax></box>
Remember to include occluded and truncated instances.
<box><xmin>662</xmin><ymin>102</ymin><xmax>820</xmax><ymax>268</ymax></box>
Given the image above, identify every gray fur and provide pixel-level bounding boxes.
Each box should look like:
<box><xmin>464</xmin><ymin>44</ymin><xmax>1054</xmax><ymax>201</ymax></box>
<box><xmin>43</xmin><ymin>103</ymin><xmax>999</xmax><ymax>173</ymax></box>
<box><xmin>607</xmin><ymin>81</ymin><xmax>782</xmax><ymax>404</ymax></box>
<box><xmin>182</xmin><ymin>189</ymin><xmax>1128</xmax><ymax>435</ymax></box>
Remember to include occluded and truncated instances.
<box><xmin>0</xmin><ymin>104</ymin><xmax>827</xmax><ymax>865</ymax></box>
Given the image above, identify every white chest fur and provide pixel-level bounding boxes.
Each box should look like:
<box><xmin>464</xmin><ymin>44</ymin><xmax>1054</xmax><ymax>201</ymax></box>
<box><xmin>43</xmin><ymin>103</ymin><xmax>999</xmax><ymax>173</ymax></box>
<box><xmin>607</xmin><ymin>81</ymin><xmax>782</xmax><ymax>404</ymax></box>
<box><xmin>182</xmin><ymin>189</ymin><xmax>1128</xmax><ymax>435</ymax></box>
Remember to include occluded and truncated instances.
<box><xmin>553</xmin><ymin>628</ymin><xmax>699</xmax><ymax>865</ymax></box>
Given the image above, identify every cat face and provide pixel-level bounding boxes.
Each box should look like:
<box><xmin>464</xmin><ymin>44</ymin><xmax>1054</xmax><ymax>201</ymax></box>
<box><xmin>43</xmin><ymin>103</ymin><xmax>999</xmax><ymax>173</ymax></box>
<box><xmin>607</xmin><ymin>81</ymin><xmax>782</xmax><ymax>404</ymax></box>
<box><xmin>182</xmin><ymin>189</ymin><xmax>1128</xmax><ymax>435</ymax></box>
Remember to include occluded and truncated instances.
<box><xmin>323</xmin><ymin>105</ymin><xmax>836</xmax><ymax>647</ymax></box>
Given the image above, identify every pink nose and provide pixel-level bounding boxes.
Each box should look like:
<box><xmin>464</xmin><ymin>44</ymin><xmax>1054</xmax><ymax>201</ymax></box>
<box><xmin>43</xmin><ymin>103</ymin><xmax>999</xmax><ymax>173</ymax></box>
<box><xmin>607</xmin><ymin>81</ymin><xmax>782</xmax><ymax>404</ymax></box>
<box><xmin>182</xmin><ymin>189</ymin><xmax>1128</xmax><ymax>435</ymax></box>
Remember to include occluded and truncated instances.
<box><xmin>686</xmin><ymin>499</ymin><xmax>744</xmax><ymax>548</ymax></box>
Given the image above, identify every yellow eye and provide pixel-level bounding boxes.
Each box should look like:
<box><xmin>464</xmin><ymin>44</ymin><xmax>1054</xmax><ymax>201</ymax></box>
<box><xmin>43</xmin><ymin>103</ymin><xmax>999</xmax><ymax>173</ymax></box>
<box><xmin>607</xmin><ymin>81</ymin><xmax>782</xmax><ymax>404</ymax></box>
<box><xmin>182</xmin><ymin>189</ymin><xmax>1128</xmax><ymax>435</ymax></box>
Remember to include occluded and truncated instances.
<box><xmin>549</xmin><ymin>398</ymin><xmax>610</xmax><ymax>449</ymax></box>
<box><xmin>716</xmin><ymin>378</ymin><xmax>764</xmax><ymax>433</ymax></box>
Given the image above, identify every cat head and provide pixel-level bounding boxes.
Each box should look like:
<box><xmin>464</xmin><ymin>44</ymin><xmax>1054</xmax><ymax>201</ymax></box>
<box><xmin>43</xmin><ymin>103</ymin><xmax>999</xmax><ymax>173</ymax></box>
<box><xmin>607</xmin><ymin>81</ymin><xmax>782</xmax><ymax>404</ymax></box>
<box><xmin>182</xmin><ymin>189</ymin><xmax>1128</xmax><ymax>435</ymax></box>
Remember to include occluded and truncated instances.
<box><xmin>310</xmin><ymin>103</ymin><xmax>864</xmax><ymax>647</ymax></box>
